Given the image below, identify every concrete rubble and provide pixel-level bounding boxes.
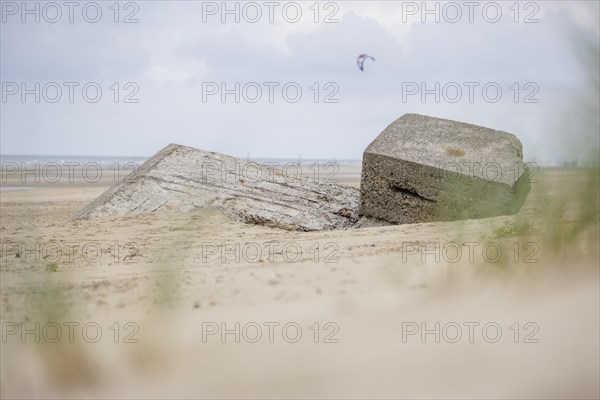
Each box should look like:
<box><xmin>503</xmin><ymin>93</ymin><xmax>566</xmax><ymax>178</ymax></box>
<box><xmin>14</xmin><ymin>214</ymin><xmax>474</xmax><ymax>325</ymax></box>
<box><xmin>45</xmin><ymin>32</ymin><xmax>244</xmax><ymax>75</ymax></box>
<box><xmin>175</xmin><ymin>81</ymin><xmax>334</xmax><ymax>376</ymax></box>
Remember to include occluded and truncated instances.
<box><xmin>70</xmin><ymin>144</ymin><xmax>364</xmax><ymax>231</ymax></box>
<box><xmin>72</xmin><ymin>114</ymin><xmax>530</xmax><ymax>229</ymax></box>
<box><xmin>359</xmin><ymin>113</ymin><xmax>531</xmax><ymax>224</ymax></box>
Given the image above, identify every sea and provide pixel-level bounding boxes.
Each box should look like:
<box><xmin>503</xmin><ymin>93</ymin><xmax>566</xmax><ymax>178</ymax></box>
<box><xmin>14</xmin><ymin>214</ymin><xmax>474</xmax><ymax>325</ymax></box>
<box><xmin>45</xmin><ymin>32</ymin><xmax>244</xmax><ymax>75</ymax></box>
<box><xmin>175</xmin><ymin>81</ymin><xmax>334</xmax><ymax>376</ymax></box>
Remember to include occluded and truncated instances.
<box><xmin>0</xmin><ymin>154</ymin><xmax>362</xmax><ymax>189</ymax></box>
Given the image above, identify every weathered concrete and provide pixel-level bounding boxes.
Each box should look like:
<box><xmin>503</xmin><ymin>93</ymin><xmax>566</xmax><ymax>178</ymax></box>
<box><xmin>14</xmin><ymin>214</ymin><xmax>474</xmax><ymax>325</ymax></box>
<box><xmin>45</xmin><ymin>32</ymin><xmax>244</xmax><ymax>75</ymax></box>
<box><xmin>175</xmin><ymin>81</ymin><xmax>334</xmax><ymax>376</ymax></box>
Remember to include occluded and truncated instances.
<box><xmin>359</xmin><ymin>114</ymin><xmax>531</xmax><ymax>224</ymax></box>
<box><xmin>71</xmin><ymin>144</ymin><xmax>364</xmax><ymax>231</ymax></box>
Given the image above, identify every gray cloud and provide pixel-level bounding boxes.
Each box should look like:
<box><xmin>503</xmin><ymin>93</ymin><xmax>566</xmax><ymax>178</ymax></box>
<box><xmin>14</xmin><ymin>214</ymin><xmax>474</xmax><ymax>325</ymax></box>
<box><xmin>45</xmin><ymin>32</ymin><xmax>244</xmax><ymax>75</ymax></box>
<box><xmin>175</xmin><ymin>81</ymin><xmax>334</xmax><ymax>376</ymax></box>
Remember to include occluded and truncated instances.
<box><xmin>1</xmin><ymin>1</ymin><xmax>598</xmax><ymax>163</ymax></box>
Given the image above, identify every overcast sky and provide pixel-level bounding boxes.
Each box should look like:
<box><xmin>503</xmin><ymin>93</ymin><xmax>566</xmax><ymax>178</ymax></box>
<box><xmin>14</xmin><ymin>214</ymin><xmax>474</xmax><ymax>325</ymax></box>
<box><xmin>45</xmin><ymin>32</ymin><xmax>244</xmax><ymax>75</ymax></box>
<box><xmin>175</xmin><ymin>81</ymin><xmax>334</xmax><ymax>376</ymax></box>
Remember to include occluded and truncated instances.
<box><xmin>1</xmin><ymin>1</ymin><xmax>598</xmax><ymax>163</ymax></box>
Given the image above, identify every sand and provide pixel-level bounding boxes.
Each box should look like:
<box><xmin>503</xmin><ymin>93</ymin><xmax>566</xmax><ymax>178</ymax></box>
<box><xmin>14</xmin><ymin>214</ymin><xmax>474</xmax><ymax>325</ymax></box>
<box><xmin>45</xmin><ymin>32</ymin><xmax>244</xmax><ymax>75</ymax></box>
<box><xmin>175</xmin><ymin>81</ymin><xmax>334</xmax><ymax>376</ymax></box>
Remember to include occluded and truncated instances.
<box><xmin>1</xmin><ymin>167</ymin><xmax>598</xmax><ymax>399</ymax></box>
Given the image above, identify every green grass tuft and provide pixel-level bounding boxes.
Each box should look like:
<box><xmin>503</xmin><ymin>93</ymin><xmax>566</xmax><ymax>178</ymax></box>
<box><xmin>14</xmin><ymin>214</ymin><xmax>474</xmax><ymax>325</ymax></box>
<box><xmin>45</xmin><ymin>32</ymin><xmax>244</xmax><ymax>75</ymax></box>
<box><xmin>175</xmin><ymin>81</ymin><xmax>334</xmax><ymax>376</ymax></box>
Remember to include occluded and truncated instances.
<box><xmin>46</xmin><ymin>262</ymin><xmax>59</xmax><ymax>272</ymax></box>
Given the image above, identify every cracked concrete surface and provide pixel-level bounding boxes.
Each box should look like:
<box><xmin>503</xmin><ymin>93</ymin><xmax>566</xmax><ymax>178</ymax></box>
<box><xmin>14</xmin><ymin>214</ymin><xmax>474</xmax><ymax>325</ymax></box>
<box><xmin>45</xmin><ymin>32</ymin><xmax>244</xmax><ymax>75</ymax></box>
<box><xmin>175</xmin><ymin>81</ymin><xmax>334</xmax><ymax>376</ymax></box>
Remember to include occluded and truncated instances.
<box><xmin>70</xmin><ymin>144</ymin><xmax>372</xmax><ymax>231</ymax></box>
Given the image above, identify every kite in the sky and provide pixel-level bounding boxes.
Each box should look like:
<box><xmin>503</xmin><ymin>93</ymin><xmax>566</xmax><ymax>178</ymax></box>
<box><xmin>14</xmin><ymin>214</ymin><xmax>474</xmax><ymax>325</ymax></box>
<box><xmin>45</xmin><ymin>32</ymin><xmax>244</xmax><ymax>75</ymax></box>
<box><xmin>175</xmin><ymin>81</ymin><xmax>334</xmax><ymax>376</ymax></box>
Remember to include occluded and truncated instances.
<box><xmin>357</xmin><ymin>54</ymin><xmax>375</xmax><ymax>71</ymax></box>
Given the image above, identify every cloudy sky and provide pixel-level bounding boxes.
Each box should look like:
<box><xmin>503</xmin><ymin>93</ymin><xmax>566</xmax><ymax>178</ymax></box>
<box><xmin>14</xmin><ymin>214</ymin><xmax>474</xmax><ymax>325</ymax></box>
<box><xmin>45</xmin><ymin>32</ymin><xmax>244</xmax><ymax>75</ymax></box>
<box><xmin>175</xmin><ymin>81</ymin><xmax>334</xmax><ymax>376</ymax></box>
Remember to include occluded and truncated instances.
<box><xmin>1</xmin><ymin>1</ymin><xmax>598</xmax><ymax>163</ymax></box>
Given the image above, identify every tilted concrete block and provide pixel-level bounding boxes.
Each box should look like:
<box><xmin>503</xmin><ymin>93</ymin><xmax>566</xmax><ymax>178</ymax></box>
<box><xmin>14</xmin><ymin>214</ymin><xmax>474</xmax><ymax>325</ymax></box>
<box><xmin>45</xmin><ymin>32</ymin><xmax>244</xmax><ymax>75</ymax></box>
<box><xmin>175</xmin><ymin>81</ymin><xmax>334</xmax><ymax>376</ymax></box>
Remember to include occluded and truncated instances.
<box><xmin>359</xmin><ymin>114</ymin><xmax>531</xmax><ymax>224</ymax></box>
<box><xmin>71</xmin><ymin>144</ymin><xmax>363</xmax><ymax>231</ymax></box>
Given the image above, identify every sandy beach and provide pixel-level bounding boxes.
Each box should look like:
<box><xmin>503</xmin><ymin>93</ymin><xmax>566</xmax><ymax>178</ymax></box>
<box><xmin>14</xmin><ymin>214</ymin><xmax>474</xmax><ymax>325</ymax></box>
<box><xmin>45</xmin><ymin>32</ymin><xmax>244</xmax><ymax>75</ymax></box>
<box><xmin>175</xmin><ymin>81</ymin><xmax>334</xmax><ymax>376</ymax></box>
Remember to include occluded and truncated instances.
<box><xmin>0</xmin><ymin>166</ymin><xmax>598</xmax><ymax>399</ymax></box>
<box><xmin>3</xmin><ymin>0</ymin><xmax>598</xmax><ymax>397</ymax></box>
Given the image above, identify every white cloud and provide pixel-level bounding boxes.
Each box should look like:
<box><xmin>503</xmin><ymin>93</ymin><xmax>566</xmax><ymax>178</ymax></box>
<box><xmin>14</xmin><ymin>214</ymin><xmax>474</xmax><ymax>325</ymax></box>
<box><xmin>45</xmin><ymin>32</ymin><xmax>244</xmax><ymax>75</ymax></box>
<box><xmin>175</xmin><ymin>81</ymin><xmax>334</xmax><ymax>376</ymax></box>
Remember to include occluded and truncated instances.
<box><xmin>143</xmin><ymin>60</ymin><xmax>210</xmax><ymax>85</ymax></box>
